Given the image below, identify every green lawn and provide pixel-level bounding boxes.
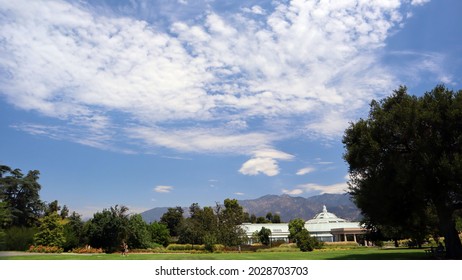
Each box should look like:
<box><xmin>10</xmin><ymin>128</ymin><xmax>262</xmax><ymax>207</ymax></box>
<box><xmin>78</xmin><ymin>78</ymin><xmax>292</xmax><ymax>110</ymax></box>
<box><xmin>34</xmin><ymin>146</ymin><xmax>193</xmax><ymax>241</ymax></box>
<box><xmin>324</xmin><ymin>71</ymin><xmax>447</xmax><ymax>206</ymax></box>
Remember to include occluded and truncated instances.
<box><xmin>0</xmin><ymin>247</ymin><xmax>430</xmax><ymax>260</ymax></box>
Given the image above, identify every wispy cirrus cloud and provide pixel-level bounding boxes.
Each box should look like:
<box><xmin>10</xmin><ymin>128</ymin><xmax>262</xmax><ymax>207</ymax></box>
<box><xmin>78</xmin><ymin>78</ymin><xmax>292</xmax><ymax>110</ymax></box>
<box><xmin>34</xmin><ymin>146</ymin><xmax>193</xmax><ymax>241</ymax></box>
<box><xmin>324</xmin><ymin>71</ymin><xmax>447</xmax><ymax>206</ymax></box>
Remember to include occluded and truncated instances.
<box><xmin>282</xmin><ymin>182</ymin><xmax>348</xmax><ymax>196</ymax></box>
<box><xmin>296</xmin><ymin>167</ymin><xmax>316</xmax><ymax>176</ymax></box>
<box><xmin>0</xmin><ymin>0</ymin><xmax>433</xmax><ymax>175</ymax></box>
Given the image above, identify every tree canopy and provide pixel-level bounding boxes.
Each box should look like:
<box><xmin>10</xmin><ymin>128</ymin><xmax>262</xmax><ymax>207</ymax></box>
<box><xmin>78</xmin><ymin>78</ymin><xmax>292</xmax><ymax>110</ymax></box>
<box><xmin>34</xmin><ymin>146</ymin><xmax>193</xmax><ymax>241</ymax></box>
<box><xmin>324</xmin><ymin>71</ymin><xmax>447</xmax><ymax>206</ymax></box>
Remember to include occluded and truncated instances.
<box><xmin>160</xmin><ymin>206</ymin><xmax>184</xmax><ymax>238</ymax></box>
<box><xmin>0</xmin><ymin>165</ymin><xmax>44</xmax><ymax>227</ymax></box>
<box><xmin>85</xmin><ymin>205</ymin><xmax>130</xmax><ymax>253</ymax></box>
<box><xmin>178</xmin><ymin>199</ymin><xmax>247</xmax><ymax>248</ymax></box>
<box><xmin>343</xmin><ymin>85</ymin><xmax>462</xmax><ymax>259</ymax></box>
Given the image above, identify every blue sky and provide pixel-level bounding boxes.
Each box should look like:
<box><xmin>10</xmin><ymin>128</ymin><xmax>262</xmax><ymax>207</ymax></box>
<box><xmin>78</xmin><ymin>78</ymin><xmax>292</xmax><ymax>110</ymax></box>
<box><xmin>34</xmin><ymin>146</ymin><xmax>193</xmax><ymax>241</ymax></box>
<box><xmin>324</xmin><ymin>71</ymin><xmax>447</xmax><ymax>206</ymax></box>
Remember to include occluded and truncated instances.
<box><xmin>1</xmin><ymin>0</ymin><xmax>461</xmax><ymax>218</ymax></box>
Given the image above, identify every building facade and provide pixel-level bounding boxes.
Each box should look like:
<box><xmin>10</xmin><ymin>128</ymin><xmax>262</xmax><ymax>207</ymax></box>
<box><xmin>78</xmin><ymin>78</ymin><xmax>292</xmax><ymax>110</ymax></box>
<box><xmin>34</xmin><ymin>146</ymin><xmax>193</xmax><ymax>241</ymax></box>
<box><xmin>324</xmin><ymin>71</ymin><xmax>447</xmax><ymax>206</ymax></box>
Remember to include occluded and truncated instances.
<box><xmin>241</xmin><ymin>205</ymin><xmax>367</xmax><ymax>244</ymax></box>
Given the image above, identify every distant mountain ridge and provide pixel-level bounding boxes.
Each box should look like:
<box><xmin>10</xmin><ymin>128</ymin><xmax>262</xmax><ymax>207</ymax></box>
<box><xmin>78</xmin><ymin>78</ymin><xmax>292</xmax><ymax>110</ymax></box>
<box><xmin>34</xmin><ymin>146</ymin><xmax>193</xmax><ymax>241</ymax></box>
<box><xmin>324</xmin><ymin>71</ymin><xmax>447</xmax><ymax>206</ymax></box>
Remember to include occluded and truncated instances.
<box><xmin>238</xmin><ymin>193</ymin><xmax>361</xmax><ymax>222</ymax></box>
<box><xmin>140</xmin><ymin>193</ymin><xmax>361</xmax><ymax>224</ymax></box>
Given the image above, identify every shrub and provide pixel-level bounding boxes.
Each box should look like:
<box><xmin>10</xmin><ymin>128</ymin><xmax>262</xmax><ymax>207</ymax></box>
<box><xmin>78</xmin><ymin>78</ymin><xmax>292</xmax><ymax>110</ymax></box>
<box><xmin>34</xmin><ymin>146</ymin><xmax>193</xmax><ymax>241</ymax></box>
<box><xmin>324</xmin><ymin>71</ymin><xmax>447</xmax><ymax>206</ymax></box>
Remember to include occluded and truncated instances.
<box><xmin>1</xmin><ymin>227</ymin><xmax>37</xmax><ymax>251</ymax></box>
<box><xmin>323</xmin><ymin>241</ymin><xmax>360</xmax><ymax>249</ymax></box>
<box><xmin>203</xmin><ymin>233</ymin><xmax>218</xmax><ymax>252</ymax></box>
<box><xmin>279</xmin><ymin>243</ymin><xmax>298</xmax><ymax>248</ymax></box>
<box><xmin>70</xmin><ymin>246</ymin><xmax>104</xmax><ymax>254</ymax></box>
<box><xmin>296</xmin><ymin>229</ymin><xmax>323</xmax><ymax>252</ymax></box>
<box><xmin>0</xmin><ymin>231</ymin><xmax>5</xmax><ymax>250</ymax></box>
<box><xmin>147</xmin><ymin>242</ymin><xmax>164</xmax><ymax>249</ymax></box>
<box><xmin>34</xmin><ymin>213</ymin><xmax>65</xmax><ymax>248</ymax></box>
<box><xmin>128</xmin><ymin>247</ymin><xmax>167</xmax><ymax>253</ymax></box>
<box><xmin>167</xmin><ymin>243</ymin><xmax>205</xmax><ymax>251</ymax></box>
<box><xmin>270</xmin><ymin>240</ymin><xmax>287</xmax><ymax>247</ymax></box>
<box><xmin>28</xmin><ymin>245</ymin><xmax>63</xmax><ymax>253</ymax></box>
<box><xmin>213</xmin><ymin>244</ymin><xmax>225</xmax><ymax>252</ymax></box>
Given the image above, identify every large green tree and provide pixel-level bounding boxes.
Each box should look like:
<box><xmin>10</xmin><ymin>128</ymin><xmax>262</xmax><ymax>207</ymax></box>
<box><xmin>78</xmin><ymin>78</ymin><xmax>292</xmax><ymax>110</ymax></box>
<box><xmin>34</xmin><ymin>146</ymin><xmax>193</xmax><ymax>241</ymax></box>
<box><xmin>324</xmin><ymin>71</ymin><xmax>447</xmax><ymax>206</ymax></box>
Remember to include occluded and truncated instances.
<box><xmin>85</xmin><ymin>205</ymin><xmax>130</xmax><ymax>253</ymax></box>
<box><xmin>257</xmin><ymin>227</ymin><xmax>271</xmax><ymax>246</ymax></box>
<box><xmin>127</xmin><ymin>214</ymin><xmax>150</xmax><ymax>249</ymax></box>
<box><xmin>178</xmin><ymin>203</ymin><xmax>217</xmax><ymax>245</ymax></box>
<box><xmin>216</xmin><ymin>199</ymin><xmax>246</xmax><ymax>246</ymax></box>
<box><xmin>0</xmin><ymin>165</ymin><xmax>44</xmax><ymax>227</ymax></box>
<box><xmin>148</xmin><ymin>221</ymin><xmax>170</xmax><ymax>247</ymax></box>
<box><xmin>160</xmin><ymin>207</ymin><xmax>184</xmax><ymax>238</ymax></box>
<box><xmin>0</xmin><ymin>201</ymin><xmax>12</xmax><ymax>229</ymax></box>
<box><xmin>343</xmin><ymin>85</ymin><xmax>462</xmax><ymax>259</ymax></box>
<box><xmin>63</xmin><ymin>211</ymin><xmax>86</xmax><ymax>251</ymax></box>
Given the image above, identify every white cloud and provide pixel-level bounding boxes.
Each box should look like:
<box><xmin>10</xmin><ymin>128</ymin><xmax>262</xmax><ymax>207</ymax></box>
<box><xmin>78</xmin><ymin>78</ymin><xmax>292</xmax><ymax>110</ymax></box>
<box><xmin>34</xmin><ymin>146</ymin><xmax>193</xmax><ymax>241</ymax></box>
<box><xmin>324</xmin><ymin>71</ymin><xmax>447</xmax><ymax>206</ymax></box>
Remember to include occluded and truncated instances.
<box><xmin>239</xmin><ymin>148</ymin><xmax>294</xmax><ymax>176</ymax></box>
<box><xmin>234</xmin><ymin>192</ymin><xmax>245</xmax><ymax>196</ymax></box>
<box><xmin>0</xmin><ymin>0</ymin><xmax>428</xmax><ymax>153</ymax></box>
<box><xmin>239</xmin><ymin>157</ymin><xmax>280</xmax><ymax>176</ymax></box>
<box><xmin>154</xmin><ymin>185</ymin><xmax>174</xmax><ymax>193</ymax></box>
<box><xmin>296</xmin><ymin>167</ymin><xmax>316</xmax><ymax>176</ymax></box>
<box><xmin>242</xmin><ymin>5</ymin><xmax>266</xmax><ymax>15</ymax></box>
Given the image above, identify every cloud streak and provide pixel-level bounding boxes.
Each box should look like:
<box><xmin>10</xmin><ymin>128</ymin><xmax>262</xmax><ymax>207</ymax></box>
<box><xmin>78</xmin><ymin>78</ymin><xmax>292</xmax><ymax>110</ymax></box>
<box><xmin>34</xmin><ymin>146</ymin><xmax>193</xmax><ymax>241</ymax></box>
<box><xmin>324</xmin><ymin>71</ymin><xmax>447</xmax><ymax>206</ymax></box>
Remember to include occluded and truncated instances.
<box><xmin>154</xmin><ymin>185</ymin><xmax>174</xmax><ymax>193</ymax></box>
<box><xmin>282</xmin><ymin>182</ymin><xmax>348</xmax><ymax>195</ymax></box>
<box><xmin>296</xmin><ymin>167</ymin><xmax>316</xmax><ymax>176</ymax></box>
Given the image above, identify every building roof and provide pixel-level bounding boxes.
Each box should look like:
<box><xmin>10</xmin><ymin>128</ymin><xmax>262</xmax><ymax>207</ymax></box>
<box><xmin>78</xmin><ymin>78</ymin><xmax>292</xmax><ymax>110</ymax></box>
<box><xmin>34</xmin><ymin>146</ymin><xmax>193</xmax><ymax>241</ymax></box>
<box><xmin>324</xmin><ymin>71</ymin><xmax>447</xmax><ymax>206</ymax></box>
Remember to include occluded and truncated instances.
<box><xmin>305</xmin><ymin>205</ymin><xmax>362</xmax><ymax>233</ymax></box>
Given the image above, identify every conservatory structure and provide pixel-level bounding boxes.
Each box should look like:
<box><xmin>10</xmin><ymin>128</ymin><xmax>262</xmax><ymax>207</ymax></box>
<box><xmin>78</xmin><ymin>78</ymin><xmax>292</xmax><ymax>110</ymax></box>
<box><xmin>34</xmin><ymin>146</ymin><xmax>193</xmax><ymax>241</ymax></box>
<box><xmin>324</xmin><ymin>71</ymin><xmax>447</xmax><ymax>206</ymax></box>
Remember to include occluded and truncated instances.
<box><xmin>241</xmin><ymin>205</ymin><xmax>367</xmax><ymax>244</ymax></box>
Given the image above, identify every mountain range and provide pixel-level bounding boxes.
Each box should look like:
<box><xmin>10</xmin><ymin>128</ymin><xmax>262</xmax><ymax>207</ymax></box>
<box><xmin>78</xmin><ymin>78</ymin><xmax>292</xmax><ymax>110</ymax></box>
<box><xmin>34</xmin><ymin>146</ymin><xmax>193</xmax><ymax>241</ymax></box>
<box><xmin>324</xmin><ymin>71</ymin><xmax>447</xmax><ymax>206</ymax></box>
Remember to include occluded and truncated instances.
<box><xmin>140</xmin><ymin>193</ymin><xmax>362</xmax><ymax>224</ymax></box>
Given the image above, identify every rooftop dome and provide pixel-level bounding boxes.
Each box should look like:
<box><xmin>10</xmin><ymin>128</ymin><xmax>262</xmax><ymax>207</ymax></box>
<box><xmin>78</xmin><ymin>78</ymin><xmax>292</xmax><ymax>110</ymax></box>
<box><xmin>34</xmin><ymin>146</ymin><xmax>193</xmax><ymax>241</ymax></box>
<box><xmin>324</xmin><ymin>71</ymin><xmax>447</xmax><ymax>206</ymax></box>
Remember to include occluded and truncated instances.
<box><xmin>305</xmin><ymin>205</ymin><xmax>347</xmax><ymax>225</ymax></box>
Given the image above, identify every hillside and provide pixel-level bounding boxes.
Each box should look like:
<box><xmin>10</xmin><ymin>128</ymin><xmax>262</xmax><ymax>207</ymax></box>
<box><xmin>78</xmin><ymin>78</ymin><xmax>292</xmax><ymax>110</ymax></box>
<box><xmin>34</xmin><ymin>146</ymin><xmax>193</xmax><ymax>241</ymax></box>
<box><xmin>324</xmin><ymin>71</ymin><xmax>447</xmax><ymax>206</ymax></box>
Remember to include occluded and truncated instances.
<box><xmin>140</xmin><ymin>193</ymin><xmax>361</xmax><ymax>223</ymax></box>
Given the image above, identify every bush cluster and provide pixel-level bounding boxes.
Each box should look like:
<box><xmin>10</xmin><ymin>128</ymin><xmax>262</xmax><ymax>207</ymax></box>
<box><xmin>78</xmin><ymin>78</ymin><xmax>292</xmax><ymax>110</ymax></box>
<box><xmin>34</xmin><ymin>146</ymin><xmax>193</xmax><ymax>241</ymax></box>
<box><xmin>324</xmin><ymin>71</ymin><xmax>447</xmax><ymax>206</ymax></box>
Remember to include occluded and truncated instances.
<box><xmin>0</xmin><ymin>227</ymin><xmax>37</xmax><ymax>251</ymax></box>
<box><xmin>70</xmin><ymin>247</ymin><xmax>104</xmax><ymax>254</ymax></box>
<box><xmin>28</xmin><ymin>245</ymin><xmax>63</xmax><ymax>253</ymax></box>
<box><xmin>323</xmin><ymin>241</ymin><xmax>360</xmax><ymax>249</ymax></box>
<box><xmin>279</xmin><ymin>243</ymin><xmax>298</xmax><ymax>248</ymax></box>
<box><xmin>167</xmin><ymin>243</ymin><xmax>205</xmax><ymax>251</ymax></box>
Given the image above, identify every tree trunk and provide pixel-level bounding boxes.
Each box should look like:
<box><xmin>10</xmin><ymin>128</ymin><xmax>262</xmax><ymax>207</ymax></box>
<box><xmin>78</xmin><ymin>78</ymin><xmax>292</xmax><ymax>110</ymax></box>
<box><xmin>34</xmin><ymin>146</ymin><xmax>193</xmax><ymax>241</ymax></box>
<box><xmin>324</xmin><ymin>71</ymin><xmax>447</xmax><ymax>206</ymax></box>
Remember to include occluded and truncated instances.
<box><xmin>435</xmin><ymin>205</ymin><xmax>462</xmax><ymax>259</ymax></box>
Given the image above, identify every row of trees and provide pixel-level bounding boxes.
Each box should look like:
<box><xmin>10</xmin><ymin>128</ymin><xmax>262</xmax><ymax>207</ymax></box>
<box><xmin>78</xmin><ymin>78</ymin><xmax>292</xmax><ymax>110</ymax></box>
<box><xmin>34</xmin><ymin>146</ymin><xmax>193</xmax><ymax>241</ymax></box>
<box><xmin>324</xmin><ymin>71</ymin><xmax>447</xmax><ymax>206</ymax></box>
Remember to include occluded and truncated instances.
<box><xmin>159</xmin><ymin>199</ymin><xmax>247</xmax><ymax>250</ymax></box>
<box><xmin>1</xmin><ymin>163</ymin><xmax>323</xmax><ymax>254</ymax></box>
<box><xmin>0</xmin><ymin>165</ymin><xmax>251</xmax><ymax>252</ymax></box>
<box><xmin>0</xmin><ymin>165</ymin><xmax>171</xmax><ymax>252</ymax></box>
<box><xmin>243</xmin><ymin>212</ymin><xmax>282</xmax><ymax>224</ymax></box>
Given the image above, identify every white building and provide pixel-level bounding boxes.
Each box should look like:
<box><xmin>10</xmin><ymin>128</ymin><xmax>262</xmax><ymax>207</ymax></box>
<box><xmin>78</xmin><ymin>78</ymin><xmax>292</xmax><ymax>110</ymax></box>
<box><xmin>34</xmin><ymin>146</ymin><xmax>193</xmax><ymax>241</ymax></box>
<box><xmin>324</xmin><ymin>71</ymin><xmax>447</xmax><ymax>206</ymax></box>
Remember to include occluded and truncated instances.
<box><xmin>241</xmin><ymin>205</ymin><xmax>367</xmax><ymax>244</ymax></box>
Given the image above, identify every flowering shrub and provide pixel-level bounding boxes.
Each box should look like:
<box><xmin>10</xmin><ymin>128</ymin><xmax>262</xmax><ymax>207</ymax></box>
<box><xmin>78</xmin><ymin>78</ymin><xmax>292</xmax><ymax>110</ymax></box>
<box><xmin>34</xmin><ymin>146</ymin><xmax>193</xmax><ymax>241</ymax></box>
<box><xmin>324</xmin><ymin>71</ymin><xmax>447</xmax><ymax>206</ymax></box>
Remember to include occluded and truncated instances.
<box><xmin>71</xmin><ymin>247</ymin><xmax>104</xmax><ymax>254</ymax></box>
<box><xmin>28</xmin><ymin>245</ymin><xmax>63</xmax><ymax>253</ymax></box>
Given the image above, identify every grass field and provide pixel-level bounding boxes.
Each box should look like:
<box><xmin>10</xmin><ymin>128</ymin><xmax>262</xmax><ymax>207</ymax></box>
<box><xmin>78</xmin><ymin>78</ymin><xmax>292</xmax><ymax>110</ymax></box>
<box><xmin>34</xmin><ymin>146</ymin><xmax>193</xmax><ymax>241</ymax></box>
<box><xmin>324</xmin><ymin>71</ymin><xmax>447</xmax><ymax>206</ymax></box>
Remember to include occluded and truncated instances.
<box><xmin>0</xmin><ymin>247</ymin><xmax>430</xmax><ymax>260</ymax></box>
